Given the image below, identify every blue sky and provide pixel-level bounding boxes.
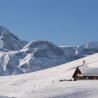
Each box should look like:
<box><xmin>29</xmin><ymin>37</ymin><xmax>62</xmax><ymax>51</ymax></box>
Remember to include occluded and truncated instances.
<box><xmin>0</xmin><ymin>0</ymin><xmax>98</xmax><ymax>46</ymax></box>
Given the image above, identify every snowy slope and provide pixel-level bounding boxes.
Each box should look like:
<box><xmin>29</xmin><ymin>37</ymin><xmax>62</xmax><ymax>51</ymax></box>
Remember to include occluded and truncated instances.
<box><xmin>0</xmin><ymin>53</ymin><xmax>98</xmax><ymax>98</ymax></box>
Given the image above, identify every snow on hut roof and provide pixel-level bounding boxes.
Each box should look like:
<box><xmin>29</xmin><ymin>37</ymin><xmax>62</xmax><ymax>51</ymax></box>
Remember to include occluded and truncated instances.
<box><xmin>79</xmin><ymin>66</ymin><xmax>98</xmax><ymax>76</ymax></box>
<box><xmin>87</xmin><ymin>61</ymin><xmax>98</xmax><ymax>68</ymax></box>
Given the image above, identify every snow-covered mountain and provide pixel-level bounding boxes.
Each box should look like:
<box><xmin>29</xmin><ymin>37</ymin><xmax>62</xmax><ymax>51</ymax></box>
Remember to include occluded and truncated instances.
<box><xmin>0</xmin><ymin>40</ymin><xmax>67</xmax><ymax>75</ymax></box>
<box><xmin>78</xmin><ymin>42</ymin><xmax>98</xmax><ymax>55</ymax></box>
<box><xmin>61</xmin><ymin>46</ymin><xmax>83</xmax><ymax>61</ymax></box>
<box><xmin>61</xmin><ymin>41</ymin><xmax>98</xmax><ymax>60</ymax></box>
<box><xmin>0</xmin><ymin>26</ymin><xmax>98</xmax><ymax>98</ymax></box>
<box><xmin>0</xmin><ymin>26</ymin><xmax>98</xmax><ymax>76</ymax></box>
<box><xmin>0</xmin><ymin>26</ymin><xmax>28</xmax><ymax>51</ymax></box>
<box><xmin>19</xmin><ymin>41</ymin><xmax>66</xmax><ymax>73</ymax></box>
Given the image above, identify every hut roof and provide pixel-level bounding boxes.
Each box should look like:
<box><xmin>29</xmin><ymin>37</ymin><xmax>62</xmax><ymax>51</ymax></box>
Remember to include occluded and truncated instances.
<box><xmin>79</xmin><ymin>67</ymin><xmax>98</xmax><ymax>76</ymax></box>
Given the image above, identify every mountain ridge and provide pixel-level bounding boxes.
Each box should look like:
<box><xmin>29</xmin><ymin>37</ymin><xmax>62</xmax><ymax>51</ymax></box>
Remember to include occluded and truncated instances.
<box><xmin>0</xmin><ymin>26</ymin><xmax>97</xmax><ymax>75</ymax></box>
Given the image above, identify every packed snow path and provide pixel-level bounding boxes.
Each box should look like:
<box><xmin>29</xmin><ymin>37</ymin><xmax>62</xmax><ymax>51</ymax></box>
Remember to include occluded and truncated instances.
<box><xmin>0</xmin><ymin>79</ymin><xmax>98</xmax><ymax>98</ymax></box>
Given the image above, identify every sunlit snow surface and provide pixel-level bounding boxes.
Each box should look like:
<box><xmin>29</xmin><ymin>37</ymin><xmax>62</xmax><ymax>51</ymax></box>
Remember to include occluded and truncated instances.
<box><xmin>0</xmin><ymin>53</ymin><xmax>98</xmax><ymax>98</ymax></box>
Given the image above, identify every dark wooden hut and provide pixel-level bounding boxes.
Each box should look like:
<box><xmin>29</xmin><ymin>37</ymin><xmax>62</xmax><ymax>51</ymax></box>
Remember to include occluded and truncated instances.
<box><xmin>72</xmin><ymin>67</ymin><xmax>98</xmax><ymax>80</ymax></box>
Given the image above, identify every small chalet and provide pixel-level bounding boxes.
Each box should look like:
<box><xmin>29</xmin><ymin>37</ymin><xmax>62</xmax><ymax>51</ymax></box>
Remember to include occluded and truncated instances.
<box><xmin>72</xmin><ymin>67</ymin><xmax>98</xmax><ymax>80</ymax></box>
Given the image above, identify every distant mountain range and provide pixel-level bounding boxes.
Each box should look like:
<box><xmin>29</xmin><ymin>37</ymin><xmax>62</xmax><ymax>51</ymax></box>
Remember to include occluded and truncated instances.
<box><xmin>61</xmin><ymin>41</ymin><xmax>98</xmax><ymax>61</ymax></box>
<box><xmin>0</xmin><ymin>26</ymin><xmax>98</xmax><ymax>75</ymax></box>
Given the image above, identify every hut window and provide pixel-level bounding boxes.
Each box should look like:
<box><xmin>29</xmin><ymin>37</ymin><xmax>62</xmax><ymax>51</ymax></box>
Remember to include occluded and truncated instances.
<box><xmin>77</xmin><ymin>74</ymin><xmax>83</xmax><ymax>77</ymax></box>
<box><xmin>86</xmin><ymin>77</ymin><xmax>88</xmax><ymax>80</ymax></box>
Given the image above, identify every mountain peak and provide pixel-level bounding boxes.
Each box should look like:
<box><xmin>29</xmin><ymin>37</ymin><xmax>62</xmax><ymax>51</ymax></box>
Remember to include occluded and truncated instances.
<box><xmin>0</xmin><ymin>26</ymin><xmax>19</xmax><ymax>41</ymax></box>
<box><xmin>0</xmin><ymin>25</ymin><xmax>8</xmax><ymax>30</ymax></box>
<box><xmin>0</xmin><ymin>26</ymin><xmax>10</xmax><ymax>34</ymax></box>
<box><xmin>0</xmin><ymin>26</ymin><xmax>28</xmax><ymax>50</ymax></box>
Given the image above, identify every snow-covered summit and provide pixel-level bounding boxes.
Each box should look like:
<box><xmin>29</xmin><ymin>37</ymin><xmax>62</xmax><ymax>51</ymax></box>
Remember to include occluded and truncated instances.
<box><xmin>0</xmin><ymin>26</ymin><xmax>28</xmax><ymax>50</ymax></box>
<box><xmin>23</xmin><ymin>40</ymin><xmax>65</xmax><ymax>57</ymax></box>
